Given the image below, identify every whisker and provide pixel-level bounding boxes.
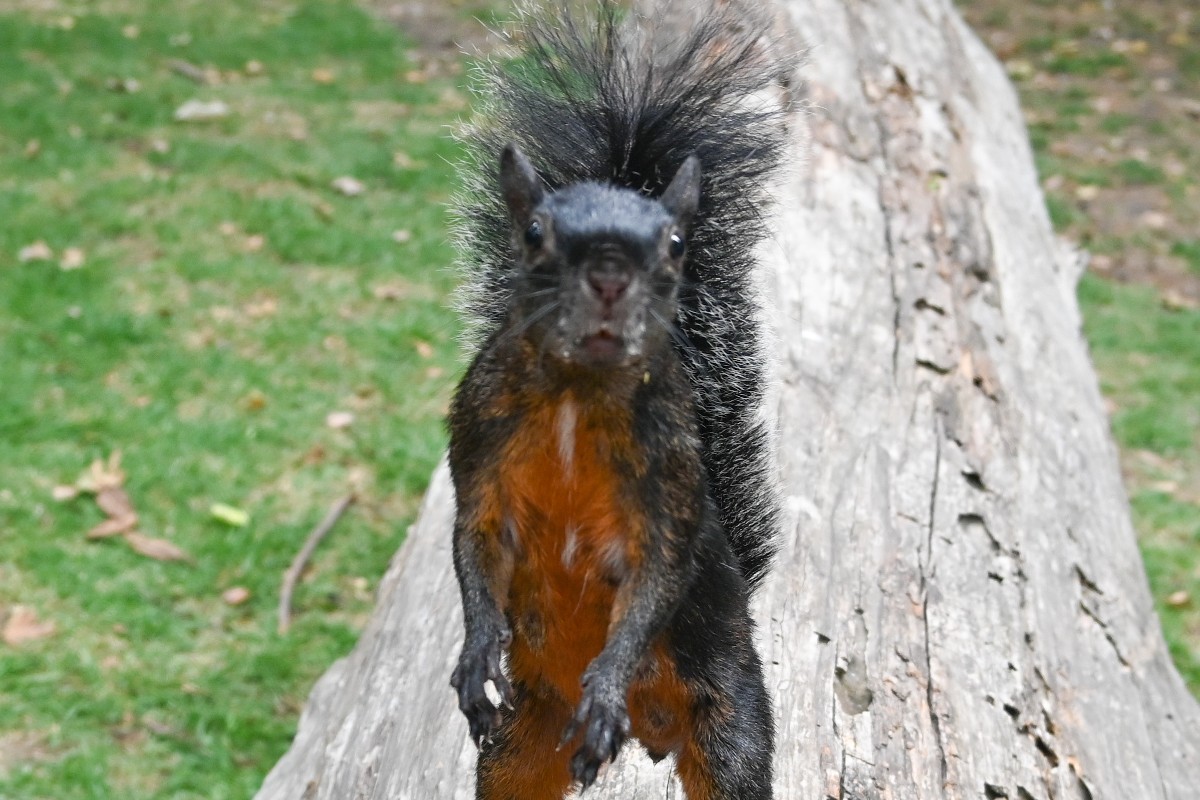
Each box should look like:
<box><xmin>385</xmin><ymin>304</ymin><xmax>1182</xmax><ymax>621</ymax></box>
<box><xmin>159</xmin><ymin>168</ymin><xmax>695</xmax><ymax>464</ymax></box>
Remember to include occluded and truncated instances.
<box><xmin>487</xmin><ymin>300</ymin><xmax>562</xmax><ymax>358</ymax></box>
<box><xmin>516</xmin><ymin>286</ymin><xmax>559</xmax><ymax>302</ymax></box>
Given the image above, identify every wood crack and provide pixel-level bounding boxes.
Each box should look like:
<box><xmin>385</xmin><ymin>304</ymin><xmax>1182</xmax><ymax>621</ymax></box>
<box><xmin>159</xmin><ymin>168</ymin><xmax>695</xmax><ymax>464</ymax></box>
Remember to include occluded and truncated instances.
<box><xmin>922</xmin><ymin>421</ymin><xmax>948</xmax><ymax>790</ymax></box>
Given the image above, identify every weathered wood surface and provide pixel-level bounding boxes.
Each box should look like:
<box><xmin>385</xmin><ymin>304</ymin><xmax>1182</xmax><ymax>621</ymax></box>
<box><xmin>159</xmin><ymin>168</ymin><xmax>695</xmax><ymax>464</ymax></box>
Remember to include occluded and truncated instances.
<box><xmin>255</xmin><ymin>0</ymin><xmax>1200</xmax><ymax>797</ymax></box>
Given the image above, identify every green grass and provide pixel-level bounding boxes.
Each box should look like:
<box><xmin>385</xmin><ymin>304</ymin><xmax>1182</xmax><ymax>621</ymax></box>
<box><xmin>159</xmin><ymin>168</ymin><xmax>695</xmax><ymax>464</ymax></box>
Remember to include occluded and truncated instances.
<box><xmin>1046</xmin><ymin>50</ymin><xmax>1130</xmax><ymax>78</ymax></box>
<box><xmin>0</xmin><ymin>2</ymin><xmax>463</xmax><ymax>797</ymax></box>
<box><xmin>1114</xmin><ymin>158</ymin><xmax>1166</xmax><ymax>186</ymax></box>
<box><xmin>1173</xmin><ymin>240</ymin><xmax>1200</xmax><ymax>275</ymax></box>
<box><xmin>1099</xmin><ymin>113</ymin><xmax>1137</xmax><ymax>135</ymax></box>
<box><xmin>1078</xmin><ymin>274</ymin><xmax>1200</xmax><ymax>688</ymax></box>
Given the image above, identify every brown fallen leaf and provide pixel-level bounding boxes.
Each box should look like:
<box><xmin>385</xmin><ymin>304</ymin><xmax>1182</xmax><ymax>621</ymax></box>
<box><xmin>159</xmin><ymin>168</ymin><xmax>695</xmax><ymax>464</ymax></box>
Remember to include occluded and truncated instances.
<box><xmin>331</xmin><ymin>176</ymin><xmax>364</xmax><ymax>197</ymax></box>
<box><xmin>174</xmin><ymin>99</ymin><xmax>230</xmax><ymax>122</ymax></box>
<box><xmin>88</xmin><ymin>515</ymin><xmax>138</xmax><ymax>540</ymax></box>
<box><xmin>78</xmin><ymin>451</ymin><xmax>126</xmax><ymax>493</ymax></box>
<box><xmin>242</xmin><ymin>389</ymin><xmax>268</xmax><ymax>412</ymax></box>
<box><xmin>18</xmin><ymin>241</ymin><xmax>53</xmax><ymax>263</ymax></box>
<box><xmin>1162</xmin><ymin>290</ymin><xmax>1200</xmax><ymax>312</ymax></box>
<box><xmin>1166</xmin><ymin>590</ymin><xmax>1191</xmax><ymax>608</ymax></box>
<box><xmin>414</xmin><ymin>340</ymin><xmax>434</xmax><ymax>359</ymax></box>
<box><xmin>52</xmin><ymin>484</ymin><xmax>79</xmax><ymax>502</ymax></box>
<box><xmin>96</xmin><ymin>486</ymin><xmax>134</xmax><ymax>520</ymax></box>
<box><xmin>168</xmin><ymin>59</ymin><xmax>213</xmax><ymax>85</ymax></box>
<box><xmin>326</xmin><ymin>411</ymin><xmax>355</xmax><ymax>430</ymax></box>
<box><xmin>3</xmin><ymin>606</ymin><xmax>57</xmax><ymax>646</ymax></box>
<box><xmin>124</xmin><ymin>532</ymin><xmax>191</xmax><ymax>562</ymax></box>
<box><xmin>311</xmin><ymin>67</ymin><xmax>335</xmax><ymax>84</ymax></box>
<box><xmin>222</xmin><ymin>586</ymin><xmax>251</xmax><ymax>606</ymax></box>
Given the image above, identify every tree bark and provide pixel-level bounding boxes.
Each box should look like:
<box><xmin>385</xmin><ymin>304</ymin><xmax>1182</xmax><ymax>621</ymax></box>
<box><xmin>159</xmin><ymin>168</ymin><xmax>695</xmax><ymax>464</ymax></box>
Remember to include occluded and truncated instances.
<box><xmin>255</xmin><ymin>0</ymin><xmax>1200</xmax><ymax>797</ymax></box>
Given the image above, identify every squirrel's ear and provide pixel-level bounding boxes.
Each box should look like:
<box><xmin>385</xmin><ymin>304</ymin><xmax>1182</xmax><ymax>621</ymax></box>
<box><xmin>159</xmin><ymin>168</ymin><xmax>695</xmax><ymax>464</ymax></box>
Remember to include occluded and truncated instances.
<box><xmin>499</xmin><ymin>144</ymin><xmax>544</xmax><ymax>225</ymax></box>
<box><xmin>661</xmin><ymin>155</ymin><xmax>701</xmax><ymax>225</ymax></box>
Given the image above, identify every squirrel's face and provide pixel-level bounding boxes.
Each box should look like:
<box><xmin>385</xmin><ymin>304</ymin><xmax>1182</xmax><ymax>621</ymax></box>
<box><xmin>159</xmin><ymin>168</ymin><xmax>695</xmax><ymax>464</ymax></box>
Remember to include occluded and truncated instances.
<box><xmin>499</xmin><ymin>145</ymin><xmax>700</xmax><ymax>371</ymax></box>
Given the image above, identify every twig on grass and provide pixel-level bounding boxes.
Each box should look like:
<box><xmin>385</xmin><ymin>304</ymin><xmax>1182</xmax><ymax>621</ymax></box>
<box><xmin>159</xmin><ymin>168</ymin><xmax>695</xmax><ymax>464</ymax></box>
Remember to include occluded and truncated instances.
<box><xmin>278</xmin><ymin>494</ymin><xmax>356</xmax><ymax>634</ymax></box>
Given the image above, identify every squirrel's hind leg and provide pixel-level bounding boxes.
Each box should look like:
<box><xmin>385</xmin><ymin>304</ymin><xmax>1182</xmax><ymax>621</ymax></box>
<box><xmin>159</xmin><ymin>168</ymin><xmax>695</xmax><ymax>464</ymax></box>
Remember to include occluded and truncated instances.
<box><xmin>476</xmin><ymin>683</ymin><xmax>575</xmax><ymax>800</ymax></box>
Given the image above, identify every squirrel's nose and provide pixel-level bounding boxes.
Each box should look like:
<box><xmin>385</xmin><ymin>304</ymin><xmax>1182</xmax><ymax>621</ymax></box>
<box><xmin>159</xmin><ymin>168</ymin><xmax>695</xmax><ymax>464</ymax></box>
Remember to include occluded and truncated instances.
<box><xmin>586</xmin><ymin>270</ymin><xmax>630</xmax><ymax>305</ymax></box>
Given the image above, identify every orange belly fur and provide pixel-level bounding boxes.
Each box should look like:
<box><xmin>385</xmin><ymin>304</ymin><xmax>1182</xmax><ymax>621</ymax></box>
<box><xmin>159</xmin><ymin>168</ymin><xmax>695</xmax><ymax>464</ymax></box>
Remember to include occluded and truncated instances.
<box><xmin>495</xmin><ymin>395</ymin><xmax>694</xmax><ymax>751</ymax></box>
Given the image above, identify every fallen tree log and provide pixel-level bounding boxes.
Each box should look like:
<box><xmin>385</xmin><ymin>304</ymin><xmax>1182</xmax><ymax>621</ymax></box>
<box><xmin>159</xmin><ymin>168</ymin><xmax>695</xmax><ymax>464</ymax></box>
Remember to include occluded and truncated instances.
<box><xmin>255</xmin><ymin>0</ymin><xmax>1200</xmax><ymax>797</ymax></box>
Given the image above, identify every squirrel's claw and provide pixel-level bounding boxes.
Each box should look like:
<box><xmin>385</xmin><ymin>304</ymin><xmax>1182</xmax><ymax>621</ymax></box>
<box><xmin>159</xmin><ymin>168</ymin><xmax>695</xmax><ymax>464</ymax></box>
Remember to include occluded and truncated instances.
<box><xmin>560</xmin><ymin>677</ymin><xmax>629</xmax><ymax>789</ymax></box>
<box><xmin>450</xmin><ymin>624</ymin><xmax>512</xmax><ymax>747</ymax></box>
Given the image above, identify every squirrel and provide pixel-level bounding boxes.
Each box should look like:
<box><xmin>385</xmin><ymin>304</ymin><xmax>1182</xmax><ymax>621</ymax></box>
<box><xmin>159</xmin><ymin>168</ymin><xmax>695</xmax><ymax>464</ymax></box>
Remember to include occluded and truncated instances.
<box><xmin>446</xmin><ymin>2</ymin><xmax>788</xmax><ymax>797</ymax></box>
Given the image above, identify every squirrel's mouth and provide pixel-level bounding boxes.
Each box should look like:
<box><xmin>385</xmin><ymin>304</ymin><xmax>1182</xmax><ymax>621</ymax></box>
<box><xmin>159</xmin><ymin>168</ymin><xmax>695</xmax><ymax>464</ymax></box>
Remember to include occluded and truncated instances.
<box><xmin>579</xmin><ymin>329</ymin><xmax>625</xmax><ymax>362</ymax></box>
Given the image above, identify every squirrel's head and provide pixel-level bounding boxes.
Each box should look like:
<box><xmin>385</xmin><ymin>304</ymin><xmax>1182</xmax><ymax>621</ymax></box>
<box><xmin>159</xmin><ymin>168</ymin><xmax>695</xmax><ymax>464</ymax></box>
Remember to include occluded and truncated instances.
<box><xmin>498</xmin><ymin>143</ymin><xmax>700</xmax><ymax>371</ymax></box>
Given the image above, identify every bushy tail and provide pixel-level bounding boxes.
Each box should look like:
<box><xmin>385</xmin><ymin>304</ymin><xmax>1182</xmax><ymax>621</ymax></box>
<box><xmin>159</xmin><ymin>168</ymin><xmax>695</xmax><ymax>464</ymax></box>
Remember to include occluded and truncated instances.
<box><xmin>454</xmin><ymin>0</ymin><xmax>789</xmax><ymax>590</ymax></box>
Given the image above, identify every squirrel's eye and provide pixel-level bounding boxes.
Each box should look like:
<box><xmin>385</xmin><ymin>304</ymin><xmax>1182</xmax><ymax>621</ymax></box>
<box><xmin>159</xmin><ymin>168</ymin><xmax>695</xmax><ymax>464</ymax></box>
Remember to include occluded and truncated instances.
<box><xmin>524</xmin><ymin>220</ymin><xmax>544</xmax><ymax>249</ymax></box>
<box><xmin>669</xmin><ymin>232</ymin><xmax>686</xmax><ymax>259</ymax></box>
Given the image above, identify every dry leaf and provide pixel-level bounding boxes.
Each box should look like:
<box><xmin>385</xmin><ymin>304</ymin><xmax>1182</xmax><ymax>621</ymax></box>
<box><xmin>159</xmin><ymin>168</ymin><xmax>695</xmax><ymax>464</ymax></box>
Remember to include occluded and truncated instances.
<box><xmin>60</xmin><ymin>247</ymin><xmax>86</xmax><ymax>270</ymax></box>
<box><xmin>392</xmin><ymin>151</ymin><xmax>415</xmax><ymax>169</ymax></box>
<box><xmin>168</xmin><ymin>59</ymin><xmax>212</xmax><ymax>85</ymax></box>
<box><xmin>1162</xmin><ymin>290</ymin><xmax>1200</xmax><ymax>312</ymax></box>
<box><xmin>174</xmin><ymin>99</ymin><xmax>230</xmax><ymax>122</ymax></box>
<box><xmin>19</xmin><ymin>241</ymin><xmax>53</xmax><ymax>263</ymax></box>
<box><xmin>245</xmin><ymin>60</ymin><xmax>265</xmax><ymax>76</ymax></box>
<box><xmin>124</xmin><ymin>533</ymin><xmax>191</xmax><ymax>562</ymax></box>
<box><xmin>122</xmin><ymin>24</ymin><xmax>140</xmax><ymax>39</ymax></box>
<box><xmin>96</xmin><ymin>486</ymin><xmax>135</xmax><ymax>520</ymax></box>
<box><xmin>1166</xmin><ymin>591</ymin><xmax>1191</xmax><ymax>608</ymax></box>
<box><xmin>331</xmin><ymin>176</ymin><xmax>364</xmax><ymax>197</ymax></box>
<box><xmin>243</xmin><ymin>234</ymin><xmax>265</xmax><ymax>252</ymax></box>
<box><xmin>414</xmin><ymin>340</ymin><xmax>434</xmax><ymax>359</ymax></box>
<box><xmin>52</xmin><ymin>485</ymin><xmax>79</xmax><ymax>502</ymax></box>
<box><xmin>326</xmin><ymin>411</ymin><xmax>355</xmax><ymax>430</ymax></box>
<box><xmin>311</xmin><ymin>67</ymin><xmax>335</xmax><ymax>84</ymax></box>
<box><xmin>78</xmin><ymin>452</ymin><xmax>125</xmax><ymax>493</ymax></box>
<box><xmin>222</xmin><ymin>586</ymin><xmax>251</xmax><ymax>606</ymax></box>
<box><xmin>242</xmin><ymin>389</ymin><xmax>268</xmax><ymax>411</ymax></box>
<box><xmin>88</xmin><ymin>515</ymin><xmax>138</xmax><ymax>539</ymax></box>
<box><xmin>23</xmin><ymin>139</ymin><xmax>41</xmax><ymax>159</ymax></box>
<box><xmin>3</xmin><ymin>606</ymin><xmax>57</xmax><ymax>646</ymax></box>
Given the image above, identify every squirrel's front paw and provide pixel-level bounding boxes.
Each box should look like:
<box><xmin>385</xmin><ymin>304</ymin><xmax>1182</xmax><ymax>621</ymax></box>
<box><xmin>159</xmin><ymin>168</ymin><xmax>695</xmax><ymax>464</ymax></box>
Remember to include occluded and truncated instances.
<box><xmin>559</xmin><ymin>671</ymin><xmax>630</xmax><ymax>790</ymax></box>
<box><xmin>449</xmin><ymin>623</ymin><xmax>513</xmax><ymax>747</ymax></box>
